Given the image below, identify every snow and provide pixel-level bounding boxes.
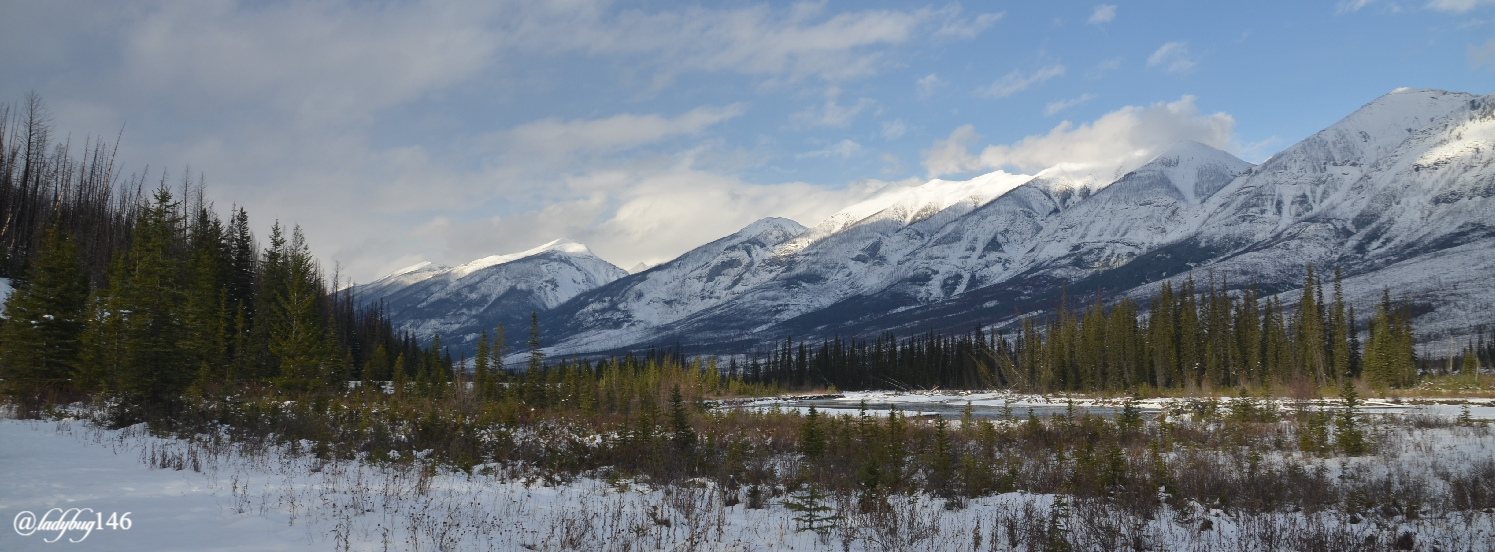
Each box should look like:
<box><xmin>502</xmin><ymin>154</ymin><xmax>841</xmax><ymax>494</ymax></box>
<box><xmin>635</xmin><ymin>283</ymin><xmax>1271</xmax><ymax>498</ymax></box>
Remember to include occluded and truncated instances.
<box><xmin>781</xmin><ymin>170</ymin><xmax>1032</xmax><ymax>255</ymax></box>
<box><xmin>453</xmin><ymin>239</ymin><xmax>592</xmax><ymax>278</ymax></box>
<box><xmin>0</xmin><ymin>277</ymin><xmax>11</xmax><ymax>315</ymax></box>
<box><xmin>5</xmin><ymin>408</ymin><xmax>1493</xmax><ymax>551</ymax></box>
<box><xmin>387</xmin><ymin>261</ymin><xmax>435</xmax><ymax>278</ymax></box>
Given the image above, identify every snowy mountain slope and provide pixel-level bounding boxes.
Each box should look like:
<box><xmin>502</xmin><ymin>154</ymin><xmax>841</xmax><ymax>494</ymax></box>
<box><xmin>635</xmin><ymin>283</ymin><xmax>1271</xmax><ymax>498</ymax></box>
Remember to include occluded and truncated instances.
<box><xmin>378</xmin><ymin>88</ymin><xmax>1494</xmax><ymax>357</ymax></box>
<box><xmin>542</xmin><ymin>217</ymin><xmax>807</xmax><ymax>353</ymax></box>
<box><xmin>355</xmin><ymin>239</ymin><xmax>626</xmax><ymax>350</ymax></box>
<box><xmin>1195</xmin><ymin>88</ymin><xmax>1475</xmax><ymax>250</ymax></box>
<box><xmin>1170</xmin><ymin>90</ymin><xmax>1495</xmax><ymax>338</ymax></box>
<box><xmin>543</xmin><ymin>145</ymin><xmax>1252</xmax><ymax>354</ymax></box>
<box><xmin>543</xmin><ymin>172</ymin><xmax>1038</xmax><ymax>354</ymax></box>
<box><xmin>856</xmin><ymin>89</ymin><xmax>1495</xmax><ymax>345</ymax></box>
<box><xmin>597</xmin><ymin>89</ymin><xmax>1488</xmax><ymax>352</ymax></box>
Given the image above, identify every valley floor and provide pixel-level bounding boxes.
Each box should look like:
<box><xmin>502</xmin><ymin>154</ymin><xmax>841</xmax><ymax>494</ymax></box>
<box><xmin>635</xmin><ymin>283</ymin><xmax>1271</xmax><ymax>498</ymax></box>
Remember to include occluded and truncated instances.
<box><xmin>4</xmin><ymin>395</ymin><xmax>1495</xmax><ymax>552</ymax></box>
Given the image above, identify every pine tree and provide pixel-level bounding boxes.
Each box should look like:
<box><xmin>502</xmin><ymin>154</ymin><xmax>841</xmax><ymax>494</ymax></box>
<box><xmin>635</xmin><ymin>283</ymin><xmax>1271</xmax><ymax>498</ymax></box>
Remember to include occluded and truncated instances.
<box><xmin>669</xmin><ymin>384</ymin><xmax>696</xmax><ymax>454</ymax></box>
<box><xmin>799</xmin><ymin>405</ymin><xmax>826</xmax><ymax>460</ymax></box>
<box><xmin>1294</xmin><ymin>265</ymin><xmax>1327</xmax><ymax>385</ymax></box>
<box><xmin>783</xmin><ymin>471</ymin><xmax>837</xmax><ymax>534</ymax></box>
<box><xmin>1335</xmin><ymin>378</ymin><xmax>1367</xmax><ymax>455</ymax></box>
<box><xmin>108</xmin><ymin>187</ymin><xmax>192</xmax><ymax>417</ymax></box>
<box><xmin>1330</xmin><ymin>267</ymin><xmax>1351</xmax><ymax>385</ymax></box>
<box><xmin>365</xmin><ymin>343</ymin><xmax>391</xmax><ymax>381</ymax></box>
<box><xmin>524</xmin><ymin>314</ymin><xmax>545</xmax><ymax>406</ymax></box>
<box><xmin>474</xmin><ymin>329</ymin><xmax>491</xmax><ymax>396</ymax></box>
<box><xmin>268</xmin><ymin>227</ymin><xmax>329</xmax><ymax>391</ymax></box>
<box><xmin>0</xmin><ymin>226</ymin><xmax>89</xmax><ymax>389</ymax></box>
<box><xmin>181</xmin><ymin>208</ymin><xmax>229</xmax><ymax>388</ymax></box>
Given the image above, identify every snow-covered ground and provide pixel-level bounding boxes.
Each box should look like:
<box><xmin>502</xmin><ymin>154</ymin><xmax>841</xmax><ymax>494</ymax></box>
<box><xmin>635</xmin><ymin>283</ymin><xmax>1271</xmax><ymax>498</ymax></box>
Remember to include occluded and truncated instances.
<box><xmin>4</xmin><ymin>404</ymin><xmax>1494</xmax><ymax>551</ymax></box>
<box><xmin>744</xmin><ymin>390</ymin><xmax>1495</xmax><ymax>422</ymax></box>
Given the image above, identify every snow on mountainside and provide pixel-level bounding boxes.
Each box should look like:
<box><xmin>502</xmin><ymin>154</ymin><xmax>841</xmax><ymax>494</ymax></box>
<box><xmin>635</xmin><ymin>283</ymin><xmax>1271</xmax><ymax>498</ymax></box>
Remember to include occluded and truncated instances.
<box><xmin>355</xmin><ymin>239</ymin><xmax>626</xmax><ymax>351</ymax></box>
<box><xmin>777</xmin><ymin>170</ymin><xmax>1031</xmax><ymax>255</ymax></box>
<box><xmin>545</xmin><ymin>171</ymin><xmax>1032</xmax><ymax>354</ymax></box>
<box><xmin>870</xmin><ymin>88</ymin><xmax>1494</xmax><ymax>347</ymax></box>
<box><xmin>544</xmin><ymin>217</ymin><xmax>807</xmax><ymax>354</ymax></box>
<box><xmin>376</xmin><ymin>88</ymin><xmax>1494</xmax><ymax>357</ymax></box>
<box><xmin>1172</xmin><ymin>89</ymin><xmax>1495</xmax><ymax>339</ymax></box>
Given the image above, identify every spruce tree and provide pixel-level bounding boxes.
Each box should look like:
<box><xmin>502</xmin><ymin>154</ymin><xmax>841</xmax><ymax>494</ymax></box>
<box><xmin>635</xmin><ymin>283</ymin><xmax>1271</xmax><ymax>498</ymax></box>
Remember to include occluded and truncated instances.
<box><xmin>524</xmin><ymin>314</ymin><xmax>545</xmax><ymax>405</ymax></box>
<box><xmin>0</xmin><ymin>226</ymin><xmax>90</xmax><ymax>389</ymax></box>
<box><xmin>669</xmin><ymin>384</ymin><xmax>696</xmax><ymax>454</ymax></box>
<box><xmin>181</xmin><ymin>208</ymin><xmax>229</xmax><ymax>387</ymax></box>
<box><xmin>799</xmin><ymin>405</ymin><xmax>826</xmax><ymax>460</ymax></box>
<box><xmin>109</xmin><ymin>188</ymin><xmax>191</xmax><ymax>417</ymax></box>
<box><xmin>268</xmin><ymin>227</ymin><xmax>330</xmax><ymax>391</ymax></box>
<box><xmin>1330</xmin><ymin>267</ymin><xmax>1350</xmax><ymax>384</ymax></box>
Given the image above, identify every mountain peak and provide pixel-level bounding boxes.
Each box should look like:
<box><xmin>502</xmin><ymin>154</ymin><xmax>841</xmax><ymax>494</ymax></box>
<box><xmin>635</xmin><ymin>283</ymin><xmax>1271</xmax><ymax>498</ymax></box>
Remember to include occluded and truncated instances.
<box><xmin>735</xmin><ymin>217</ymin><xmax>808</xmax><ymax>238</ymax></box>
<box><xmin>814</xmin><ymin>170</ymin><xmax>1031</xmax><ymax>233</ymax></box>
<box><xmin>1152</xmin><ymin>140</ymin><xmax>1226</xmax><ymax>159</ymax></box>
<box><xmin>455</xmin><ymin>239</ymin><xmax>596</xmax><ymax>277</ymax></box>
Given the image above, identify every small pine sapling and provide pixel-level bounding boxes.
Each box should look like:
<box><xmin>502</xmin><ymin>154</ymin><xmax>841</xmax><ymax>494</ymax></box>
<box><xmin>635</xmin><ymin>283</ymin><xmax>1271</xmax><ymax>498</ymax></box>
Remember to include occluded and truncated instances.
<box><xmin>1335</xmin><ymin>379</ymin><xmax>1367</xmax><ymax>456</ymax></box>
<box><xmin>782</xmin><ymin>471</ymin><xmax>838</xmax><ymax>535</ymax></box>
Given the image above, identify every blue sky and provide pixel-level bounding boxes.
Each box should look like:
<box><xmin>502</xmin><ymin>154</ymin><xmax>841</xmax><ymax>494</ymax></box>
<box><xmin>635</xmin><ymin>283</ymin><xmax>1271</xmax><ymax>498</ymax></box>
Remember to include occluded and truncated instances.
<box><xmin>3</xmin><ymin>0</ymin><xmax>1492</xmax><ymax>281</ymax></box>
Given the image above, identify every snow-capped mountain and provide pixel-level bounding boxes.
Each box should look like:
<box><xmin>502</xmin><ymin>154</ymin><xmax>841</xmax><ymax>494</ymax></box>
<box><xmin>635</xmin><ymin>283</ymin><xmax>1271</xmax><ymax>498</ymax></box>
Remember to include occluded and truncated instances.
<box><xmin>354</xmin><ymin>239</ymin><xmax>626</xmax><ymax>350</ymax></box>
<box><xmin>542</xmin><ymin>217</ymin><xmax>807</xmax><ymax>353</ymax></box>
<box><xmin>375</xmin><ymin>88</ymin><xmax>1495</xmax><ymax>357</ymax></box>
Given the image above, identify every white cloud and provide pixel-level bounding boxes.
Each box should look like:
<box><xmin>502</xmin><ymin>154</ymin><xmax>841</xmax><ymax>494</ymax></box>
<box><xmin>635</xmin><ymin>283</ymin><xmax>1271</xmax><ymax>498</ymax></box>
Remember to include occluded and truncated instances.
<box><xmin>934</xmin><ymin>8</ymin><xmax>1004</xmax><ymax>39</ymax></box>
<box><xmin>920</xmin><ymin>124</ymin><xmax>985</xmax><ymax>177</ymax></box>
<box><xmin>422</xmin><ymin>164</ymin><xmax>892</xmax><ymax>273</ymax></box>
<box><xmin>1336</xmin><ymin>0</ymin><xmax>1376</xmax><ymax>13</ymax></box>
<box><xmin>879</xmin><ymin>152</ymin><xmax>903</xmax><ymax>175</ymax></box>
<box><xmin>790</xmin><ymin>96</ymin><xmax>878</xmax><ymax>128</ymax></box>
<box><xmin>1470</xmin><ymin>37</ymin><xmax>1495</xmax><ymax>69</ymax></box>
<box><xmin>917</xmin><ymin>74</ymin><xmax>947</xmax><ymax>99</ymax></box>
<box><xmin>922</xmin><ymin>95</ymin><xmax>1235</xmax><ymax>177</ymax></box>
<box><xmin>1147</xmin><ymin>41</ymin><xmax>1196</xmax><ymax>74</ymax></box>
<box><xmin>526</xmin><ymin>2</ymin><xmax>1002</xmax><ymax>83</ymax></box>
<box><xmin>1087</xmin><ymin>57</ymin><xmax>1123</xmax><ymax>79</ymax></box>
<box><xmin>1088</xmin><ymin>5</ymin><xmax>1117</xmax><ymax>24</ymax></box>
<box><xmin>1427</xmin><ymin>0</ymin><xmax>1495</xmax><ymax>12</ymax></box>
<box><xmin>1044</xmin><ymin>93</ymin><xmax>1097</xmax><ymax>115</ymax></box>
<box><xmin>881</xmin><ymin>120</ymin><xmax>908</xmax><ymax>140</ymax></box>
<box><xmin>974</xmin><ymin>65</ymin><xmax>1066</xmax><ymax>99</ymax></box>
<box><xmin>495</xmin><ymin>105</ymin><xmax>748</xmax><ymax>158</ymax></box>
<box><xmin>118</xmin><ymin>1</ymin><xmax>502</xmax><ymax>123</ymax></box>
<box><xmin>797</xmin><ymin>139</ymin><xmax>864</xmax><ymax>159</ymax></box>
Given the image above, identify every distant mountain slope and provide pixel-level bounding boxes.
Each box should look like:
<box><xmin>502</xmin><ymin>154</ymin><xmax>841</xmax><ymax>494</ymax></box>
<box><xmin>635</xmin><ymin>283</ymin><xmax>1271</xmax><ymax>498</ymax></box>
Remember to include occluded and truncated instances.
<box><xmin>354</xmin><ymin>239</ymin><xmax>626</xmax><ymax>351</ymax></box>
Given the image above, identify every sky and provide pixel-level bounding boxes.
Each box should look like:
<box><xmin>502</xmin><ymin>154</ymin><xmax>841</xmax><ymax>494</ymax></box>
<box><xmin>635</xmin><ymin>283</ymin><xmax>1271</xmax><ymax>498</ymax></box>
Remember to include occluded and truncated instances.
<box><xmin>3</xmin><ymin>0</ymin><xmax>1493</xmax><ymax>283</ymax></box>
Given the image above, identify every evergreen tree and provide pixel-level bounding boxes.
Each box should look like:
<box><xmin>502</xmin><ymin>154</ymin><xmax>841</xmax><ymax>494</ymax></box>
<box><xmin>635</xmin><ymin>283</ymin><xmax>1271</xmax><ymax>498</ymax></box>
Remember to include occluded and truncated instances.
<box><xmin>1330</xmin><ymin>268</ymin><xmax>1350</xmax><ymax>384</ymax></box>
<box><xmin>268</xmin><ymin>226</ymin><xmax>330</xmax><ymax>391</ymax></box>
<box><xmin>181</xmin><ymin>208</ymin><xmax>229</xmax><ymax>387</ymax></box>
<box><xmin>0</xmin><ymin>226</ymin><xmax>90</xmax><ymax>389</ymax></box>
<box><xmin>669</xmin><ymin>384</ymin><xmax>696</xmax><ymax>454</ymax></box>
<box><xmin>1335</xmin><ymin>378</ymin><xmax>1367</xmax><ymax>455</ymax></box>
<box><xmin>799</xmin><ymin>405</ymin><xmax>826</xmax><ymax>460</ymax></box>
<box><xmin>782</xmin><ymin>471</ymin><xmax>837</xmax><ymax>534</ymax></box>
<box><xmin>107</xmin><ymin>188</ymin><xmax>192</xmax><ymax>417</ymax></box>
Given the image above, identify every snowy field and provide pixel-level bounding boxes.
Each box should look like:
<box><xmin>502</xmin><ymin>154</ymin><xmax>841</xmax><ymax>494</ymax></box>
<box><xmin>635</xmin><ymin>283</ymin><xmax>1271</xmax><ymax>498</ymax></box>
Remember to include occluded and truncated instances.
<box><xmin>4</xmin><ymin>399</ymin><xmax>1495</xmax><ymax>552</ymax></box>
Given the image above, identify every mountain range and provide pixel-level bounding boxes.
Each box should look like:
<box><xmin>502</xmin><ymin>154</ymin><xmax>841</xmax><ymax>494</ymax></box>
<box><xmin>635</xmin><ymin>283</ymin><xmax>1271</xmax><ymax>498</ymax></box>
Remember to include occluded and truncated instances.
<box><xmin>356</xmin><ymin>88</ymin><xmax>1495</xmax><ymax>360</ymax></box>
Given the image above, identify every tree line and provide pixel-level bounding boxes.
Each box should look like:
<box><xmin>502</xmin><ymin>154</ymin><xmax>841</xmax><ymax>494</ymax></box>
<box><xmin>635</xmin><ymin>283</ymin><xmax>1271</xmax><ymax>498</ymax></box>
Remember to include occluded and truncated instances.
<box><xmin>739</xmin><ymin>267</ymin><xmax>1425</xmax><ymax>394</ymax></box>
<box><xmin>0</xmin><ymin>95</ymin><xmax>448</xmax><ymax>420</ymax></box>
